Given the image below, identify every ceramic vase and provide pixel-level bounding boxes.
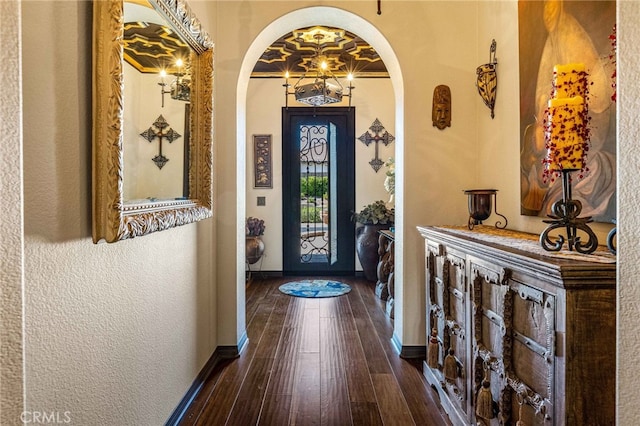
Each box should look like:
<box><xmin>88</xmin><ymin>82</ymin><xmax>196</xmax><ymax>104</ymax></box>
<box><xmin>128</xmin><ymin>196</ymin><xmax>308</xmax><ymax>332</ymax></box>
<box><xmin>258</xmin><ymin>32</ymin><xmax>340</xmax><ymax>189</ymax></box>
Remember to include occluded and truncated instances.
<box><xmin>246</xmin><ymin>236</ymin><xmax>265</xmax><ymax>265</ymax></box>
<box><xmin>356</xmin><ymin>224</ymin><xmax>390</xmax><ymax>281</ymax></box>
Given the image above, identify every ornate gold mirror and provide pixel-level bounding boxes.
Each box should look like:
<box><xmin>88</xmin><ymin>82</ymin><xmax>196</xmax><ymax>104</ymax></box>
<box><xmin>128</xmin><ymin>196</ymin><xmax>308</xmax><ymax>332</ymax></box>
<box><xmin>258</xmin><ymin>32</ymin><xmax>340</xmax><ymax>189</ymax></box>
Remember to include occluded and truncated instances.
<box><xmin>92</xmin><ymin>0</ymin><xmax>213</xmax><ymax>243</ymax></box>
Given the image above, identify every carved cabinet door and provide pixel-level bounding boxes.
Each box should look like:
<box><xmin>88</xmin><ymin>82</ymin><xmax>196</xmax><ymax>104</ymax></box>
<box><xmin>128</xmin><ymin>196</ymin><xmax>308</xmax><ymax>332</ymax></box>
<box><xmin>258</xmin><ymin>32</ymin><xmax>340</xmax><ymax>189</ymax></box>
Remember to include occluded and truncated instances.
<box><xmin>426</xmin><ymin>243</ymin><xmax>471</xmax><ymax>421</ymax></box>
<box><xmin>507</xmin><ymin>281</ymin><xmax>555</xmax><ymax>425</ymax></box>
<box><xmin>469</xmin><ymin>256</ymin><xmax>555</xmax><ymax>425</ymax></box>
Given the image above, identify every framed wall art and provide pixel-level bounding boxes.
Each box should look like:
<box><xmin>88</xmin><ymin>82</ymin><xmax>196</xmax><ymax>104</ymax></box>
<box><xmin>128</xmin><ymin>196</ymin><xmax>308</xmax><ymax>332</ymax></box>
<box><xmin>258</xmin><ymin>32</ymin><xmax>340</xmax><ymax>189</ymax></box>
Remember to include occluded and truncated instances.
<box><xmin>253</xmin><ymin>134</ymin><xmax>272</xmax><ymax>188</ymax></box>
<box><xmin>518</xmin><ymin>0</ymin><xmax>616</xmax><ymax>222</ymax></box>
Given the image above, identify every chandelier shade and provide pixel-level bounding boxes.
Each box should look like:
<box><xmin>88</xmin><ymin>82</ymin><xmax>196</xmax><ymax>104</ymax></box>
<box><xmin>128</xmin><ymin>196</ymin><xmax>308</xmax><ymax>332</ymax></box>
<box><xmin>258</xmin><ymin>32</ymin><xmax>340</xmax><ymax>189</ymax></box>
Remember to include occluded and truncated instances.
<box><xmin>284</xmin><ymin>33</ymin><xmax>353</xmax><ymax>107</ymax></box>
<box><xmin>294</xmin><ymin>80</ymin><xmax>343</xmax><ymax>106</ymax></box>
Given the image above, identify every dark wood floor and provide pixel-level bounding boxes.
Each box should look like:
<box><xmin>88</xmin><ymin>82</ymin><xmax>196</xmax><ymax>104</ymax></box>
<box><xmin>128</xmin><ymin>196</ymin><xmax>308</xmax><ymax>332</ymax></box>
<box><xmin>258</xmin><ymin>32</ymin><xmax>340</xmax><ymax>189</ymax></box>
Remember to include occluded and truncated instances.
<box><xmin>179</xmin><ymin>276</ymin><xmax>451</xmax><ymax>425</ymax></box>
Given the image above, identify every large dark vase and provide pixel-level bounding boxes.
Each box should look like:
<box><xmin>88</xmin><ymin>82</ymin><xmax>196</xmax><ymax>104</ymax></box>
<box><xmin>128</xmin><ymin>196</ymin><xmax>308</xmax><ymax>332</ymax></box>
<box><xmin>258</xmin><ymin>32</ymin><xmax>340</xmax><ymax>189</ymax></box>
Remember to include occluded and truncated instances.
<box><xmin>246</xmin><ymin>236</ymin><xmax>265</xmax><ymax>265</ymax></box>
<box><xmin>356</xmin><ymin>224</ymin><xmax>390</xmax><ymax>281</ymax></box>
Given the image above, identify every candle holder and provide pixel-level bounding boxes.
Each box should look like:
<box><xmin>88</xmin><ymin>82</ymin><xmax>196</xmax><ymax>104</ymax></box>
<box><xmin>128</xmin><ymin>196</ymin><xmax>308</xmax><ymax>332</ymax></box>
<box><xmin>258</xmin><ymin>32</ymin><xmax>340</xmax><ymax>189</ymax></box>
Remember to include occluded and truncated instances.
<box><xmin>539</xmin><ymin>170</ymin><xmax>598</xmax><ymax>254</ymax></box>
<box><xmin>464</xmin><ymin>189</ymin><xmax>507</xmax><ymax>230</ymax></box>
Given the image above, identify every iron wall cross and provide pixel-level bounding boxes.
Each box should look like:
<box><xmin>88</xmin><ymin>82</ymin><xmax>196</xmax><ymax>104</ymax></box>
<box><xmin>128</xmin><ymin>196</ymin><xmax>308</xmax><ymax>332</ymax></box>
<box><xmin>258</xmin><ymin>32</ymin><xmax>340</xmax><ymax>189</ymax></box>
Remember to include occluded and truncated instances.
<box><xmin>358</xmin><ymin>118</ymin><xmax>395</xmax><ymax>172</ymax></box>
<box><xmin>140</xmin><ymin>115</ymin><xmax>182</xmax><ymax>169</ymax></box>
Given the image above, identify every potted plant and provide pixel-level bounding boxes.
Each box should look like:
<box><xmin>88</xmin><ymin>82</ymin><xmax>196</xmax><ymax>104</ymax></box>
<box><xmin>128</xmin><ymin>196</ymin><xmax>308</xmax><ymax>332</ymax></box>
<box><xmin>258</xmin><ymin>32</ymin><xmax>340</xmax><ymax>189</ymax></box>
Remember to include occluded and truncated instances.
<box><xmin>246</xmin><ymin>217</ymin><xmax>265</xmax><ymax>265</ymax></box>
<box><xmin>351</xmin><ymin>201</ymin><xmax>394</xmax><ymax>281</ymax></box>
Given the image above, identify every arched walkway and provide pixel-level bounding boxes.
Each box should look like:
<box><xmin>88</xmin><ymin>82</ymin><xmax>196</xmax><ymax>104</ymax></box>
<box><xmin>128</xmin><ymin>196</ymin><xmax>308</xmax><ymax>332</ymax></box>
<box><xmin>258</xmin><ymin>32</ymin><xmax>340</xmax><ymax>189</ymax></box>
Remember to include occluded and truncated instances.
<box><xmin>236</xmin><ymin>6</ymin><xmax>406</xmax><ymax>345</ymax></box>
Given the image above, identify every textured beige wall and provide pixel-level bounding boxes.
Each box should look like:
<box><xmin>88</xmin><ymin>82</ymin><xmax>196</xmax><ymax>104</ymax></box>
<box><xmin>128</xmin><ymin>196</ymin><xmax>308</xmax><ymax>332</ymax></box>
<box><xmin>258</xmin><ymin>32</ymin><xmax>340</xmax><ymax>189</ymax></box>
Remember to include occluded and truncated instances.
<box><xmin>20</xmin><ymin>1</ymin><xmax>217</xmax><ymax>424</ymax></box>
<box><xmin>1</xmin><ymin>0</ymin><xmax>26</xmax><ymax>423</ymax></box>
<box><xmin>618</xmin><ymin>1</ymin><xmax>640</xmax><ymax>423</ymax></box>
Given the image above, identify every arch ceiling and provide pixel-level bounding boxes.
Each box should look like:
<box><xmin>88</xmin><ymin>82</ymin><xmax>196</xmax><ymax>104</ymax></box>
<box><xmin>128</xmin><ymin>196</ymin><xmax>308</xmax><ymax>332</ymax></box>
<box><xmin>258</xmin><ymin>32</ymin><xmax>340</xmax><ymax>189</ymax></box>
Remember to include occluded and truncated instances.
<box><xmin>252</xmin><ymin>25</ymin><xmax>389</xmax><ymax>78</ymax></box>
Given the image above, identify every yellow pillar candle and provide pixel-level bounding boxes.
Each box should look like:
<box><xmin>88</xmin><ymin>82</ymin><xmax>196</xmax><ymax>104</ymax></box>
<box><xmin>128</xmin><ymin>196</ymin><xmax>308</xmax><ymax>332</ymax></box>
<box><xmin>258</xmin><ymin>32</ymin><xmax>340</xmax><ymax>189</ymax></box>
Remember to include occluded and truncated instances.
<box><xmin>553</xmin><ymin>63</ymin><xmax>587</xmax><ymax>98</ymax></box>
<box><xmin>545</xmin><ymin>63</ymin><xmax>589</xmax><ymax>173</ymax></box>
<box><xmin>547</xmin><ymin>96</ymin><xmax>585</xmax><ymax>171</ymax></box>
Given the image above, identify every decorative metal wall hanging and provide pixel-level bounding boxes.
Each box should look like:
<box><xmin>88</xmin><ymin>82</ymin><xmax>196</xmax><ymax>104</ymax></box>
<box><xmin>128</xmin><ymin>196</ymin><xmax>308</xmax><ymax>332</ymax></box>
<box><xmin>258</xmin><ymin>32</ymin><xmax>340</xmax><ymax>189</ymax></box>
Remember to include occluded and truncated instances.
<box><xmin>253</xmin><ymin>134</ymin><xmax>273</xmax><ymax>188</ymax></box>
<box><xmin>476</xmin><ymin>39</ymin><xmax>498</xmax><ymax>119</ymax></box>
<box><xmin>139</xmin><ymin>115</ymin><xmax>182</xmax><ymax>169</ymax></box>
<box><xmin>432</xmin><ymin>84</ymin><xmax>452</xmax><ymax>130</ymax></box>
<box><xmin>358</xmin><ymin>118</ymin><xmax>395</xmax><ymax>172</ymax></box>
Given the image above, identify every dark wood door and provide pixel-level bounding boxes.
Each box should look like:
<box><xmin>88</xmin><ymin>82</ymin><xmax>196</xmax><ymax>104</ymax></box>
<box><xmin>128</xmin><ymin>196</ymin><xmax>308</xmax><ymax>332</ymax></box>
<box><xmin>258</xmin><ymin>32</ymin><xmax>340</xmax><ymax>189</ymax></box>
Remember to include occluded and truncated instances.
<box><xmin>282</xmin><ymin>107</ymin><xmax>355</xmax><ymax>275</ymax></box>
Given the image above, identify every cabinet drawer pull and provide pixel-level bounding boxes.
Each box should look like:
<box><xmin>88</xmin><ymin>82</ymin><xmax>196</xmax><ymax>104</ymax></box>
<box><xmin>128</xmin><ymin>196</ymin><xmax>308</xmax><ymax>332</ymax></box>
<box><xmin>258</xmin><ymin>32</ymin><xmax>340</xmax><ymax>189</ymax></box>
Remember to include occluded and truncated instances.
<box><xmin>451</xmin><ymin>287</ymin><xmax>464</xmax><ymax>300</ymax></box>
<box><xmin>512</xmin><ymin>282</ymin><xmax>544</xmax><ymax>304</ymax></box>
<box><xmin>513</xmin><ymin>330</ymin><xmax>549</xmax><ymax>358</ymax></box>
<box><xmin>485</xmin><ymin>309</ymin><xmax>501</xmax><ymax>325</ymax></box>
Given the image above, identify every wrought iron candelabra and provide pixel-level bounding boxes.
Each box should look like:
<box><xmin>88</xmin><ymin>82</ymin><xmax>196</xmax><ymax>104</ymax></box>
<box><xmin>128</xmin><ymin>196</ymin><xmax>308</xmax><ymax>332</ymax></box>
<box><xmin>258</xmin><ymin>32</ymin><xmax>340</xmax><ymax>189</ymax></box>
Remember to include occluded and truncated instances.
<box><xmin>540</xmin><ymin>170</ymin><xmax>598</xmax><ymax>254</ymax></box>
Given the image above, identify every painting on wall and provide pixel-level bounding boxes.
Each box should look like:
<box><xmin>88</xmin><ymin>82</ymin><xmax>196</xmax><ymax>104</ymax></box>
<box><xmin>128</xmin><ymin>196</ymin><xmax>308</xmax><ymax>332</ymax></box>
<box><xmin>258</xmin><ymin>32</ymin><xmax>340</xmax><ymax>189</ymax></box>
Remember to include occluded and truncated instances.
<box><xmin>518</xmin><ymin>0</ymin><xmax>616</xmax><ymax>222</ymax></box>
<box><xmin>254</xmin><ymin>134</ymin><xmax>272</xmax><ymax>188</ymax></box>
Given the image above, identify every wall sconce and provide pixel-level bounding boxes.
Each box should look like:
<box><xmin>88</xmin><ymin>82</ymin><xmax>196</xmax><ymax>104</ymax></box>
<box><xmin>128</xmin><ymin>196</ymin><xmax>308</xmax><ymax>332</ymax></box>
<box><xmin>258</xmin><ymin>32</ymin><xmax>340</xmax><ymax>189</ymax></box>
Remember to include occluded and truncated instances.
<box><xmin>476</xmin><ymin>39</ymin><xmax>498</xmax><ymax>118</ymax></box>
<box><xmin>158</xmin><ymin>58</ymin><xmax>190</xmax><ymax>107</ymax></box>
<box><xmin>464</xmin><ymin>189</ymin><xmax>507</xmax><ymax>230</ymax></box>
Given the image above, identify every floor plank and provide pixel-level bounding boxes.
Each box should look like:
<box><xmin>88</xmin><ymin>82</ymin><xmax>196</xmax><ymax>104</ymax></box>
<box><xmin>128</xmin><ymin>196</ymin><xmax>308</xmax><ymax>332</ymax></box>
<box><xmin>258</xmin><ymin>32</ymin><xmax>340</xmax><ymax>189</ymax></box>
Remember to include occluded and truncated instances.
<box><xmin>181</xmin><ymin>276</ymin><xmax>451</xmax><ymax>426</ymax></box>
<box><xmin>320</xmin><ymin>315</ymin><xmax>351</xmax><ymax>426</ymax></box>
<box><xmin>371</xmin><ymin>373</ymin><xmax>416</xmax><ymax>426</ymax></box>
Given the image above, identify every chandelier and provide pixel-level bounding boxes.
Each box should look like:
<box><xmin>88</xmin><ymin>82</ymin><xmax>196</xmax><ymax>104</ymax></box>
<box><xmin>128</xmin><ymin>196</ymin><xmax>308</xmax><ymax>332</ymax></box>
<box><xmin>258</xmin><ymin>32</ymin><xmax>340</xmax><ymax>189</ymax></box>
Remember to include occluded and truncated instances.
<box><xmin>158</xmin><ymin>58</ymin><xmax>190</xmax><ymax>107</ymax></box>
<box><xmin>284</xmin><ymin>34</ymin><xmax>354</xmax><ymax>107</ymax></box>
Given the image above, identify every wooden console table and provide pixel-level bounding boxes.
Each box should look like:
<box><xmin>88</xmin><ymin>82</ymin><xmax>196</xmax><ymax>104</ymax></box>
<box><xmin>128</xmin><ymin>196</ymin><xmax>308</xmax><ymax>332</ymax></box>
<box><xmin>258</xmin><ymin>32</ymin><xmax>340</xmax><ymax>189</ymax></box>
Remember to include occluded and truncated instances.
<box><xmin>376</xmin><ymin>229</ymin><xmax>394</xmax><ymax>318</ymax></box>
<box><xmin>417</xmin><ymin>225</ymin><xmax>616</xmax><ymax>426</ymax></box>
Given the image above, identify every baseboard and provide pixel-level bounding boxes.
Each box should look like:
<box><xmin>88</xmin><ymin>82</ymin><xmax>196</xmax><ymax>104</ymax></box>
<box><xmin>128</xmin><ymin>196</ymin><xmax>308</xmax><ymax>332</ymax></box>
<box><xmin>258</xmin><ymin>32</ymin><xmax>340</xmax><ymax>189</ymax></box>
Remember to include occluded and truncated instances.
<box><xmin>391</xmin><ymin>332</ymin><xmax>426</xmax><ymax>359</ymax></box>
<box><xmin>247</xmin><ymin>270</ymin><xmax>283</xmax><ymax>280</ymax></box>
<box><xmin>249</xmin><ymin>271</ymin><xmax>363</xmax><ymax>278</ymax></box>
<box><xmin>165</xmin><ymin>340</ymin><xmax>245</xmax><ymax>426</ymax></box>
<box><xmin>236</xmin><ymin>331</ymin><xmax>249</xmax><ymax>355</ymax></box>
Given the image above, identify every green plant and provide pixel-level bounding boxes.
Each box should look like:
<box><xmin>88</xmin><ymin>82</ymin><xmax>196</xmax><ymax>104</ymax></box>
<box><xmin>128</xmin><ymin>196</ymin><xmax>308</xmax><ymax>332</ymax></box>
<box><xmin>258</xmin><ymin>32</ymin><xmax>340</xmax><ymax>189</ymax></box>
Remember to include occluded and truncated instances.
<box><xmin>301</xmin><ymin>206</ymin><xmax>322</xmax><ymax>223</ymax></box>
<box><xmin>301</xmin><ymin>176</ymin><xmax>328</xmax><ymax>198</ymax></box>
<box><xmin>246</xmin><ymin>217</ymin><xmax>265</xmax><ymax>236</ymax></box>
<box><xmin>351</xmin><ymin>200</ymin><xmax>394</xmax><ymax>225</ymax></box>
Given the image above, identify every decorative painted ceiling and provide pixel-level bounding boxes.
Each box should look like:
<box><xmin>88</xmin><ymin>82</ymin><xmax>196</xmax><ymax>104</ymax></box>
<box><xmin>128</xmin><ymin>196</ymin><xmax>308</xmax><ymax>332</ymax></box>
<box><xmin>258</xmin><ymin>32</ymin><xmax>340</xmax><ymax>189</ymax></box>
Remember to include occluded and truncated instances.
<box><xmin>252</xmin><ymin>26</ymin><xmax>389</xmax><ymax>78</ymax></box>
<box><xmin>123</xmin><ymin>0</ymin><xmax>190</xmax><ymax>74</ymax></box>
<box><xmin>122</xmin><ymin>18</ymin><xmax>388</xmax><ymax>79</ymax></box>
<box><xmin>124</xmin><ymin>21</ymin><xmax>190</xmax><ymax>73</ymax></box>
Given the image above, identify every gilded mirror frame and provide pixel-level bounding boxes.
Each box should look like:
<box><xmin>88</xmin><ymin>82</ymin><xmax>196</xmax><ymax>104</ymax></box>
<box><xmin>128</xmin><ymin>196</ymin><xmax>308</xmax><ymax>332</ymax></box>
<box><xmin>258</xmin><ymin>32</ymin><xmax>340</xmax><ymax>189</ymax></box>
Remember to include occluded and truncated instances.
<box><xmin>92</xmin><ymin>0</ymin><xmax>213</xmax><ymax>243</ymax></box>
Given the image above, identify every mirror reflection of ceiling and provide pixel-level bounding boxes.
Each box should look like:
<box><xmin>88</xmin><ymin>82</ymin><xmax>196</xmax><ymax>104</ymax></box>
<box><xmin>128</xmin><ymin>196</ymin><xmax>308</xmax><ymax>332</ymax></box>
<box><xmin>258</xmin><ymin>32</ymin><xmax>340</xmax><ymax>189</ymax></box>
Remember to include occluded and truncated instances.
<box><xmin>123</xmin><ymin>0</ymin><xmax>190</xmax><ymax>74</ymax></box>
<box><xmin>252</xmin><ymin>26</ymin><xmax>389</xmax><ymax>78</ymax></box>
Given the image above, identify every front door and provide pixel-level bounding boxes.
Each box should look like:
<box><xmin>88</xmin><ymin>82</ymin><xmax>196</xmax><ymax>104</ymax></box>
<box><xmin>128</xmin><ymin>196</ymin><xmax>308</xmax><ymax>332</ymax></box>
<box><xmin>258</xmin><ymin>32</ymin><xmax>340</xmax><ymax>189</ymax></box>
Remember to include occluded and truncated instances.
<box><xmin>282</xmin><ymin>107</ymin><xmax>355</xmax><ymax>275</ymax></box>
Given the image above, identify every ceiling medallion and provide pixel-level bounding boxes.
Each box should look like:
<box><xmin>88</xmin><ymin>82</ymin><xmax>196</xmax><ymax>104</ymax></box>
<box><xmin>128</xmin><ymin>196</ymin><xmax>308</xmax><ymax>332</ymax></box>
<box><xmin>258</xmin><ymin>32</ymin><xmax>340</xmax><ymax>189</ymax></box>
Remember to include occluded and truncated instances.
<box><xmin>290</xmin><ymin>26</ymin><xmax>347</xmax><ymax>49</ymax></box>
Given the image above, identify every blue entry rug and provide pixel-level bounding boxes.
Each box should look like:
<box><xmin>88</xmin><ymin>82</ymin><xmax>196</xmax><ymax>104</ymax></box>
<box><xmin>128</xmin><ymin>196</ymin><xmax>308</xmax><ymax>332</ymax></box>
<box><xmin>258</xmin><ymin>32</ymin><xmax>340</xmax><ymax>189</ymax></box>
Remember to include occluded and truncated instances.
<box><xmin>278</xmin><ymin>280</ymin><xmax>351</xmax><ymax>298</ymax></box>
